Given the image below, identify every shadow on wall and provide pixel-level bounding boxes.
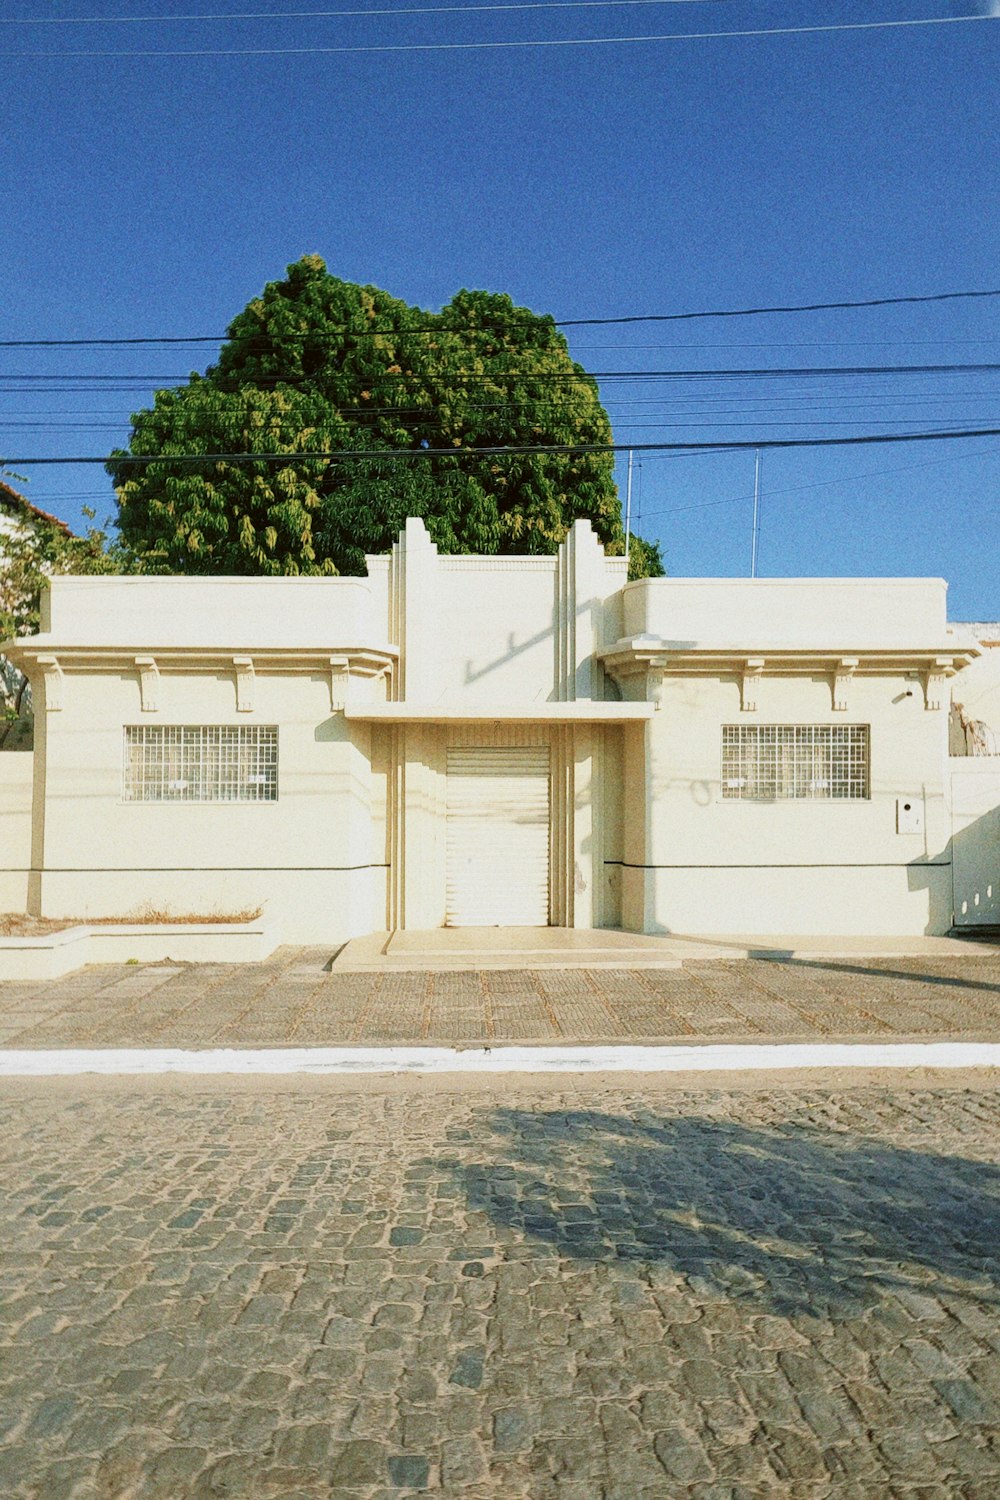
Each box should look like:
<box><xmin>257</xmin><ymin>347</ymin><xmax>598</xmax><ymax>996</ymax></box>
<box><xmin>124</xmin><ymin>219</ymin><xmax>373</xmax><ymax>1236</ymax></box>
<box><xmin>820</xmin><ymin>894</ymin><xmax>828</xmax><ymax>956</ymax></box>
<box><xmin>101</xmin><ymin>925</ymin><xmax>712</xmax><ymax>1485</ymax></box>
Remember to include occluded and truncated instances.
<box><xmin>430</xmin><ymin>1107</ymin><xmax>1000</xmax><ymax>1318</ymax></box>
<box><xmin>904</xmin><ymin>798</ymin><xmax>1000</xmax><ymax>933</ymax></box>
<box><xmin>949</xmin><ymin>795</ymin><xmax>1000</xmax><ymax>928</ymax></box>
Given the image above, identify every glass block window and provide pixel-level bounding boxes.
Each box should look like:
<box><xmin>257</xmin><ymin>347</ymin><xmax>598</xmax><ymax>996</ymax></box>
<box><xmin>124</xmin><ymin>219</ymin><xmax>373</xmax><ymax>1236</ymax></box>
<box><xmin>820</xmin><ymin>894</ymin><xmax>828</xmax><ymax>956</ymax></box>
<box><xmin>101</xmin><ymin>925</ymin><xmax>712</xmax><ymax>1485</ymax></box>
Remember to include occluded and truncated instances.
<box><xmin>722</xmin><ymin>725</ymin><xmax>869</xmax><ymax>801</ymax></box>
<box><xmin>124</xmin><ymin>725</ymin><xmax>278</xmax><ymax>803</ymax></box>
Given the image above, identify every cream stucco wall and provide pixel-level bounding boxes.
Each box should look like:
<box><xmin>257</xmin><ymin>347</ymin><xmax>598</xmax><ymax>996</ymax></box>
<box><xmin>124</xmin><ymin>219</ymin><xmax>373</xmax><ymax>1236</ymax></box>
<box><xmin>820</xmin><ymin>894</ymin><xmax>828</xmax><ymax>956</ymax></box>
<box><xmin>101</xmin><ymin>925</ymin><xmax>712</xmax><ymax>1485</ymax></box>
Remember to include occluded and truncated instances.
<box><xmin>6</xmin><ymin>520</ymin><xmax>993</xmax><ymax>942</ymax></box>
<box><xmin>426</xmin><ymin>561</ymin><xmax>561</xmax><ymax>705</ymax></box>
<box><xmin>41</xmin><ymin>574</ymin><xmax>380</xmax><ymax>648</ymax></box>
<box><xmin>30</xmin><ymin>669</ymin><xmax>385</xmax><ymax>942</ymax></box>
<box><xmin>619</xmin><ymin>672</ymin><xmax>951</xmax><ymax>936</ymax></box>
<box><xmin>0</xmin><ymin>752</ymin><xmax>32</xmax><ymax>911</ymax></box>
<box><xmin>623</xmin><ymin>577</ymin><xmax>953</xmax><ymax>647</ymax></box>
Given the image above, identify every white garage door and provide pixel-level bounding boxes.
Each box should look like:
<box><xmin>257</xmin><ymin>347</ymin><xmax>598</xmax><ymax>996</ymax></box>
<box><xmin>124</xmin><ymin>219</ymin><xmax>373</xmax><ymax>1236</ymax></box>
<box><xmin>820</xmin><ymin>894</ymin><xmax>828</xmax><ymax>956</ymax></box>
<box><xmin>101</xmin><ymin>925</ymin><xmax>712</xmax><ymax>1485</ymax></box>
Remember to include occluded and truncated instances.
<box><xmin>446</xmin><ymin>747</ymin><xmax>551</xmax><ymax>926</ymax></box>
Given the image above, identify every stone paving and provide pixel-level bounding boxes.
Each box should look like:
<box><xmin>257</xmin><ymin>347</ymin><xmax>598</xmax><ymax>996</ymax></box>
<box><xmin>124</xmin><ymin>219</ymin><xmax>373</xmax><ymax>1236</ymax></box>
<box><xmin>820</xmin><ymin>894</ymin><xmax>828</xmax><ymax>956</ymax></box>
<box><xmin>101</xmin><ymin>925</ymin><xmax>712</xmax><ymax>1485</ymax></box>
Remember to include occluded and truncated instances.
<box><xmin>2</xmin><ymin>950</ymin><xmax>1000</xmax><ymax>1049</ymax></box>
<box><xmin>2</xmin><ymin>1075</ymin><xmax>1000</xmax><ymax>1497</ymax></box>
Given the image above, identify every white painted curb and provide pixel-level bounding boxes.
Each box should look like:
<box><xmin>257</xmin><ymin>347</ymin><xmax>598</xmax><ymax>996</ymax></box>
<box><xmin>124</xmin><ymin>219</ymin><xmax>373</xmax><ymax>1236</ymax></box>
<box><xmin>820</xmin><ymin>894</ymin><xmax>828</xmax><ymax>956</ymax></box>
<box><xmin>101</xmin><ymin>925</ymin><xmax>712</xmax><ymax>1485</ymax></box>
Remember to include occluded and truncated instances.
<box><xmin>2</xmin><ymin>1042</ymin><xmax>1000</xmax><ymax>1077</ymax></box>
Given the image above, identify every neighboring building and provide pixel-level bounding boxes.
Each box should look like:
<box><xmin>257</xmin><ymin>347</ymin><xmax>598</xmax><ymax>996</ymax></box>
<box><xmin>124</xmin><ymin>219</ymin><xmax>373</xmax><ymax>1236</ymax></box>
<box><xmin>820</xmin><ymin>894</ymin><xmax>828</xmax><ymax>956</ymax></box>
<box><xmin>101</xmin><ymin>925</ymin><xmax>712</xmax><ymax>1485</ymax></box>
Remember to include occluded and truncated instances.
<box><xmin>1</xmin><ymin>483</ymin><xmax>73</xmax><ymax>750</ymax></box>
<box><xmin>1</xmin><ymin>482</ymin><xmax>73</xmax><ymax>754</ymax></box>
<box><xmin>950</xmin><ymin>624</ymin><xmax>1000</xmax><ymax>756</ymax></box>
<box><xmin>947</xmin><ymin>625</ymin><xmax>1000</xmax><ymax>927</ymax></box>
<box><xmin>0</xmin><ymin>480</ymin><xmax>72</xmax><ymax>546</ymax></box>
<box><xmin>3</xmin><ymin>517</ymin><xmax>996</xmax><ymax>940</ymax></box>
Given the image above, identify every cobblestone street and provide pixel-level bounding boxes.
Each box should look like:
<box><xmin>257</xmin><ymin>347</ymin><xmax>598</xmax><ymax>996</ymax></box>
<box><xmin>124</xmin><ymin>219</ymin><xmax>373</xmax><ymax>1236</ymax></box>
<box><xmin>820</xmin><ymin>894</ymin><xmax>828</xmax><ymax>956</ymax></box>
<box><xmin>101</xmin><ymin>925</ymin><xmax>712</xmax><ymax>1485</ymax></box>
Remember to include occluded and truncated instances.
<box><xmin>2</xmin><ymin>1074</ymin><xmax>1000</xmax><ymax>1497</ymax></box>
<box><xmin>2</xmin><ymin>950</ymin><xmax>1000</xmax><ymax>1048</ymax></box>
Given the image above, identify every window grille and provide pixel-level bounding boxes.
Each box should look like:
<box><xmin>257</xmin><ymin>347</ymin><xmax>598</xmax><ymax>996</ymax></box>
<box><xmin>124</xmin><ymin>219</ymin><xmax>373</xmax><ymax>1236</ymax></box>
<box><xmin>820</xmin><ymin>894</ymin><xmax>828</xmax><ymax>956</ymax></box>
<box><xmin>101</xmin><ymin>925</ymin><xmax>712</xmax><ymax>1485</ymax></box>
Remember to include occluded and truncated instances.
<box><xmin>124</xmin><ymin>725</ymin><xmax>278</xmax><ymax>803</ymax></box>
<box><xmin>722</xmin><ymin>724</ymin><xmax>869</xmax><ymax>801</ymax></box>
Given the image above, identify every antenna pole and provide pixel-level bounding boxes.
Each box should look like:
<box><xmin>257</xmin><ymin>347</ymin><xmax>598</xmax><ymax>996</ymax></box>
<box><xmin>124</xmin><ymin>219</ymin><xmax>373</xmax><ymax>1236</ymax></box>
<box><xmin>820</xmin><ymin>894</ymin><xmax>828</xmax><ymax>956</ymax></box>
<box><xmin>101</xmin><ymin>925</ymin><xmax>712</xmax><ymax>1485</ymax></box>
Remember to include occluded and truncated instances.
<box><xmin>624</xmin><ymin>448</ymin><xmax>633</xmax><ymax>575</ymax></box>
<box><xmin>750</xmin><ymin>448</ymin><xmax>763</xmax><ymax>578</ymax></box>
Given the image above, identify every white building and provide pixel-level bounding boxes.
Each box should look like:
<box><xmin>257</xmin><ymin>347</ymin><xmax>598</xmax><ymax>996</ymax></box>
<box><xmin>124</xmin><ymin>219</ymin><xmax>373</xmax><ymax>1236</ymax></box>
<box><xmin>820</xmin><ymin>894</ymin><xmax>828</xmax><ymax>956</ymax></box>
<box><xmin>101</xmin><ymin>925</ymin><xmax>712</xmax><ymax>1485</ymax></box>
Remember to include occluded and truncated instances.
<box><xmin>3</xmin><ymin>518</ymin><xmax>998</xmax><ymax>941</ymax></box>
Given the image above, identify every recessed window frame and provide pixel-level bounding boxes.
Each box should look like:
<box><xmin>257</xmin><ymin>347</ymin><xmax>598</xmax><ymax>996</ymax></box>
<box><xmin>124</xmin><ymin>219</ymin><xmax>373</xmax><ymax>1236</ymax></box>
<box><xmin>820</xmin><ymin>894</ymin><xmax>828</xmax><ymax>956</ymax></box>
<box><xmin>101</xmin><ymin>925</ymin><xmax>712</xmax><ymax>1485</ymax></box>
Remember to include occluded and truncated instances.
<box><xmin>123</xmin><ymin>724</ymin><xmax>279</xmax><ymax>804</ymax></box>
<box><xmin>721</xmin><ymin>723</ymin><xmax>870</xmax><ymax>802</ymax></box>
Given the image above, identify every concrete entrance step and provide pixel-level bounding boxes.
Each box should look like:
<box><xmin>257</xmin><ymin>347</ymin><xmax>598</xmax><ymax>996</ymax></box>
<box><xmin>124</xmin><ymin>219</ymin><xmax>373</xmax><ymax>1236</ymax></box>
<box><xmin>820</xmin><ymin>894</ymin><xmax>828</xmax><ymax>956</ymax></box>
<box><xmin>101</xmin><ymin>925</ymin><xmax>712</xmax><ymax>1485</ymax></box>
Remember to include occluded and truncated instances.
<box><xmin>331</xmin><ymin>928</ymin><xmax>1000</xmax><ymax>972</ymax></box>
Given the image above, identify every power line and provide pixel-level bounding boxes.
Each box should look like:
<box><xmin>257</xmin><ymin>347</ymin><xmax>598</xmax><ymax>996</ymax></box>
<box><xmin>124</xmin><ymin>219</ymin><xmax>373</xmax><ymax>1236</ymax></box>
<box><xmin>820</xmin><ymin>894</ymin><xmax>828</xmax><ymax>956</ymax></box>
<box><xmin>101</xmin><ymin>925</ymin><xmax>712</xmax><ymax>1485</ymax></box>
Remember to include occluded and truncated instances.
<box><xmin>0</xmin><ymin>0</ymin><xmax>733</xmax><ymax>23</ymax></box>
<box><xmin>11</xmin><ymin>417</ymin><xmax>1000</xmax><ymax>433</ymax></box>
<box><xmin>9</xmin><ymin>426</ymin><xmax>1000</xmax><ymax>465</ymax></box>
<box><xmin>558</xmin><ymin>289</ymin><xmax>1000</xmax><ymax>328</ymax></box>
<box><xmin>4</xmin><ymin>14</ymin><xmax>995</xmax><ymax>57</ymax></box>
<box><xmin>9</xmin><ymin>387</ymin><xmax>998</xmax><ymax>417</ymax></box>
<box><xmin>4</xmin><ymin>361</ymin><xmax>1000</xmax><ymax>383</ymax></box>
<box><xmin>3</xmin><ymin>288</ymin><xmax>1000</xmax><ymax>346</ymax></box>
<box><xmin>8</xmin><ymin>389</ymin><xmax>999</xmax><ymax>415</ymax></box>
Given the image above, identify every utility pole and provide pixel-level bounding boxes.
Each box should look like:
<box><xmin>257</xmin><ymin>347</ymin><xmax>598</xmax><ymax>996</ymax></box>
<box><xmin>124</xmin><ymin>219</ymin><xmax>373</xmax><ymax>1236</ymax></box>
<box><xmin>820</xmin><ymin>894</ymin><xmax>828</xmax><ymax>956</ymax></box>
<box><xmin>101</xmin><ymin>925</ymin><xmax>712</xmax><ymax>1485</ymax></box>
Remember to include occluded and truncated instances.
<box><xmin>750</xmin><ymin>448</ymin><xmax>763</xmax><ymax>578</ymax></box>
<box><xmin>624</xmin><ymin>449</ymin><xmax>633</xmax><ymax>576</ymax></box>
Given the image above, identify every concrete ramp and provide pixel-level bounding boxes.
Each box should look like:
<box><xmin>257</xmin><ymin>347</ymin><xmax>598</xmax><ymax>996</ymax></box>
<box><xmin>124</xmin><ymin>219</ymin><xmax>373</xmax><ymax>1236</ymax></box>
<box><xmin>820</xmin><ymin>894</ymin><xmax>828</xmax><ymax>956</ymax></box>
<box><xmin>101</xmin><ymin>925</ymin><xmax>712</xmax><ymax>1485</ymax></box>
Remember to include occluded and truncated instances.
<box><xmin>330</xmin><ymin>928</ymin><xmax>999</xmax><ymax>972</ymax></box>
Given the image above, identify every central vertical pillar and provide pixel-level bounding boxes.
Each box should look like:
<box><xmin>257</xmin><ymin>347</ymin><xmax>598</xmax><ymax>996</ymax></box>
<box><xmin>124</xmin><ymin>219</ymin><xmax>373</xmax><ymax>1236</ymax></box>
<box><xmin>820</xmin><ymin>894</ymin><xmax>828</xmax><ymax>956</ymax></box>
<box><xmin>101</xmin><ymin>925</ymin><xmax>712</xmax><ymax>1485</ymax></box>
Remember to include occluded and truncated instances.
<box><xmin>553</xmin><ymin>521</ymin><xmax>626</xmax><ymax>928</ymax></box>
<box><xmin>385</xmin><ymin>519</ymin><xmax>443</xmax><ymax>929</ymax></box>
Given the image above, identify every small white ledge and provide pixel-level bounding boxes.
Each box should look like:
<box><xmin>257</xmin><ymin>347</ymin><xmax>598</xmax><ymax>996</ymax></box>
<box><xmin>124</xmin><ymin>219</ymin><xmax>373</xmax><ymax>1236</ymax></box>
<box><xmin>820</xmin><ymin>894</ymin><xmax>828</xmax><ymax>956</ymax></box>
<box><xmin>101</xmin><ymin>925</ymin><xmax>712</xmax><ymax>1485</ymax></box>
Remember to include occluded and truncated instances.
<box><xmin>344</xmin><ymin>703</ymin><xmax>656</xmax><ymax>723</ymax></box>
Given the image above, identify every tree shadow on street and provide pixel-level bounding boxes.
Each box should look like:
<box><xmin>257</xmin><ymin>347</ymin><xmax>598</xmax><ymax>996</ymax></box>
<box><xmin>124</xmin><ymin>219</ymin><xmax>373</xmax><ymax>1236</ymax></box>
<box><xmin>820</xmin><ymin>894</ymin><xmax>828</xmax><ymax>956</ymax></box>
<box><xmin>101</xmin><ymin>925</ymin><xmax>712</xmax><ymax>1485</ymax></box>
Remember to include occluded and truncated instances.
<box><xmin>437</xmin><ymin>1105</ymin><xmax>1000</xmax><ymax>1318</ymax></box>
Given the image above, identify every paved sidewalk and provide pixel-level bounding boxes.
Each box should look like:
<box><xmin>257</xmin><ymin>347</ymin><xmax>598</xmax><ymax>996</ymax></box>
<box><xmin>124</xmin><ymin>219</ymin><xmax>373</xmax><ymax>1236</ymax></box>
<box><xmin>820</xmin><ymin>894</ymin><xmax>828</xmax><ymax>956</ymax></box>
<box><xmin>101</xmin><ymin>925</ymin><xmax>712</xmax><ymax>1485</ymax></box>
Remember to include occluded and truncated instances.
<box><xmin>2</xmin><ymin>1074</ymin><xmax>1000</xmax><ymax>1497</ymax></box>
<box><xmin>2</xmin><ymin>949</ymin><xmax>1000</xmax><ymax>1049</ymax></box>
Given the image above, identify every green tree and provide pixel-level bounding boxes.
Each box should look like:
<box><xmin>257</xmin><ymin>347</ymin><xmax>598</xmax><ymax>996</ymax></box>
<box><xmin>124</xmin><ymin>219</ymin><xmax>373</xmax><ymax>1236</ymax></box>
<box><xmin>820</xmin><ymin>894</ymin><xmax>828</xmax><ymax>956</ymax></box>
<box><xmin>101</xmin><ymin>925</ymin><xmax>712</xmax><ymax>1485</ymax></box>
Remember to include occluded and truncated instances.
<box><xmin>0</xmin><ymin>500</ymin><xmax>125</xmax><ymax>749</ymax></box>
<box><xmin>109</xmin><ymin>256</ymin><xmax>664</xmax><ymax>578</ymax></box>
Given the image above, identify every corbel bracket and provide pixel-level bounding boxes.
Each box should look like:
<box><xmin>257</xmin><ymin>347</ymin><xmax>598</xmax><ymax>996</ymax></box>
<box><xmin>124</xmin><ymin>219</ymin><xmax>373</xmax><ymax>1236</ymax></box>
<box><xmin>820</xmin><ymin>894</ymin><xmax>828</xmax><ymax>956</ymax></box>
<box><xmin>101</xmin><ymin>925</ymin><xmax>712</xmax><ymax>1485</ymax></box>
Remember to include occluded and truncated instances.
<box><xmin>741</xmin><ymin>658</ymin><xmax>765</xmax><ymax>713</ymax></box>
<box><xmin>832</xmin><ymin>657</ymin><xmax>858</xmax><ymax>713</ymax></box>
<box><xmin>646</xmin><ymin>657</ymin><xmax>669</xmax><ymax>712</ymax></box>
<box><xmin>233</xmin><ymin>656</ymin><xmax>255</xmax><ymax>714</ymax></box>
<box><xmin>135</xmin><ymin>655</ymin><xmax>160</xmax><ymax>713</ymax></box>
<box><xmin>35</xmin><ymin>654</ymin><xmax>64</xmax><ymax>713</ymax></box>
<box><xmin>330</xmin><ymin>655</ymin><xmax>351</xmax><ymax>712</ymax></box>
<box><xmin>925</xmin><ymin>656</ymin><xmax>954</xmax><ymax>713</ymax></box>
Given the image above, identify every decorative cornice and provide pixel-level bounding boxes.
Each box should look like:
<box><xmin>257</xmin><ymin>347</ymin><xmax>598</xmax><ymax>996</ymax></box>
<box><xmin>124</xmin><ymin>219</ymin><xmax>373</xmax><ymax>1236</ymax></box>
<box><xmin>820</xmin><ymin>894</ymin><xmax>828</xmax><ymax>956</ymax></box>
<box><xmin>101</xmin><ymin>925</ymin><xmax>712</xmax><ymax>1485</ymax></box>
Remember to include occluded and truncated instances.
<box><xmin>7</xmin><ymin>642</ymin><xmax>398</xmax><ymax>677</ymax></box>
<box><xmin>599</xmin><ymin>635</ymin><xmax>981</xmax><ymax>682</ymax></box>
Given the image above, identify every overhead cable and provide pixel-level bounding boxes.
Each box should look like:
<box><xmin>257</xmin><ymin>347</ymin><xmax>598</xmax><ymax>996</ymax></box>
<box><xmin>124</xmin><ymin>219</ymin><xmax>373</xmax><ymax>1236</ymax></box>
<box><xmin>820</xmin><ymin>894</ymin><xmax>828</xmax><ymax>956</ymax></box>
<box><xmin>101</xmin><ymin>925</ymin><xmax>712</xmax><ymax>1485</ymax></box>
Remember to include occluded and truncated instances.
<box><xmin>1</xmin><ymin>0</ymin><xmax>735</xmax><ymax>23</ymax></box>
<box><xmin>4</xmin><ymin>361</ymin><xmax>1000</xmax><ymax>383</ymax></box>
<box><xmin>9</xmin><ymin>426</ymin><xmax>1000</xmax><ymax>464</ymax></box>
<box><xmin>3</xmin><ymin>288</ymin><xmax>1000</xmax><ymax>346</ymax></box>
<box><xmin>4</xmin><ymin>13</ymin><xmax>995</xmax><ymax>57</ymax></box>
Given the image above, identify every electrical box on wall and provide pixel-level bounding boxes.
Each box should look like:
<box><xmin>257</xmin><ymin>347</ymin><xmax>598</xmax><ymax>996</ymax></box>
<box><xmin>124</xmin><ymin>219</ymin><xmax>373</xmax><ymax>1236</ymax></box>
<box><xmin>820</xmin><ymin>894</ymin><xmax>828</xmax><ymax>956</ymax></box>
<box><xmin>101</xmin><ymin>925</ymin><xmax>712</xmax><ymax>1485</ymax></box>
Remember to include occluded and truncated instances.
<box><xmin>896</xmin><ymin>796</ymin><xmax>925</xmax><ymax>835</ymax></box>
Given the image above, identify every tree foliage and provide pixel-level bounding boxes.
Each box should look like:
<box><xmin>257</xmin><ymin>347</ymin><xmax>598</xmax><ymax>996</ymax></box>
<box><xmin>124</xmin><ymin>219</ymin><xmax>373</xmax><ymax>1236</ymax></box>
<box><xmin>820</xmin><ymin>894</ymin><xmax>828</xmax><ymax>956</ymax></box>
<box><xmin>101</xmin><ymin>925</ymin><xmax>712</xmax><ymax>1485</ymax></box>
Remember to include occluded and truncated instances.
<box><xmin>109</xmin><ymin>257</ymin><xmax>664</xmax><ymax>578</ymax></box>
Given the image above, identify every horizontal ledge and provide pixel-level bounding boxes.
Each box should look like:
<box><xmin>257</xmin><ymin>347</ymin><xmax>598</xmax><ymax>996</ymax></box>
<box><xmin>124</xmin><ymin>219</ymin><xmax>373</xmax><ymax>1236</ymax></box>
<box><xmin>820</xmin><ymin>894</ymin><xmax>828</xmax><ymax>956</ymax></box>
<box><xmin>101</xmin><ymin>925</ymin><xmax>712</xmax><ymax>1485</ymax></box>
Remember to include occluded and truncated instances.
<box><xmin>27</xmin><ymin>866</ymin><xmax>387</xmax><ymax>874</ymax></box>
<box><xmin>604</xmin><ymin>861</ymin><xmax>952</xmax><ymax>870</ymax></box>
<box><xmin>6</xmin><ymin>644</ymin><xmax>398</xmax><ymax>668</ymax></box>
<box><xmin>344</xmin><ymin>703</ymin><xmax>656</xmax><ymax>722</ymax></box>
<box><xmin>599</xmin><ymin>643</ymin><xmax>978</xmax><ymax>672</ymax></box>
<box><xmin>2</xmin><ymin>1042</ymin><xmax>1000</xmax><ymax>1077</ymax></box>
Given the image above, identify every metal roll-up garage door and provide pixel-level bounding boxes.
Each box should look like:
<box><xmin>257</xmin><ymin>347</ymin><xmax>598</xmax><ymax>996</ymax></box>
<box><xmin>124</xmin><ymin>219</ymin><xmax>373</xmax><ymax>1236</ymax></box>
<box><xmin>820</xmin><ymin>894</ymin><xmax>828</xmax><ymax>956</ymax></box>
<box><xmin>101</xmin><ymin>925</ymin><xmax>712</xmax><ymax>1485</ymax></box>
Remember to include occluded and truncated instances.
<box><xmin>446</xmin><ymin>747</ymin><xmax>551</xmax><ymax>926</ymax></box>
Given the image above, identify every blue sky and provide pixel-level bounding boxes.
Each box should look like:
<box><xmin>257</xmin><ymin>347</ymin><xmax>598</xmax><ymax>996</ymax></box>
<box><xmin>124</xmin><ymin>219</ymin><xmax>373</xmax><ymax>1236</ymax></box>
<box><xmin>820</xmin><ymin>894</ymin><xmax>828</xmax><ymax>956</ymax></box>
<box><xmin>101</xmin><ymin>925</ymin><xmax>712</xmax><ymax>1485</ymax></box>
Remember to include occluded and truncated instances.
<box><xmin>1</xmin><ymin>0</ymin><xmax>998</xmax><ymax>616</ymax></box>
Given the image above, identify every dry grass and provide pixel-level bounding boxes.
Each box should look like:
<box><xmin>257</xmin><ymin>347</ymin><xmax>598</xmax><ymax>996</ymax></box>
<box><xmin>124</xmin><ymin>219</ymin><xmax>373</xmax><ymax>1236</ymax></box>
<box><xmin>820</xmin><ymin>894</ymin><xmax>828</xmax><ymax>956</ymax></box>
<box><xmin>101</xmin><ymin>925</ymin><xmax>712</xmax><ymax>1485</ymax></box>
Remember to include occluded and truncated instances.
<box><xmin>0</xmin><ymin>908</ymin><xmax>263</xmax><ymax>937</ymax></box>
<box><xmin>0</xmin><ymin>915</ymin><xmax>72</xmax><ymax>937</ymax></box>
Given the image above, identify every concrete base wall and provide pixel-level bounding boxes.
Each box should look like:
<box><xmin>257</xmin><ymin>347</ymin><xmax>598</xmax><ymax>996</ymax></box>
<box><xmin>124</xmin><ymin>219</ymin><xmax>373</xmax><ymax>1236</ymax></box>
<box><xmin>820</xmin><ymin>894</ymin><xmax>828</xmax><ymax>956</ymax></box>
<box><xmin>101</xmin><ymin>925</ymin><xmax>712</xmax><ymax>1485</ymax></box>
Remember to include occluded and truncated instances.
<box><xmin>0</xmin><ymin>916</ymin><xmax>281</xmax><ymax>981</ymax></box>
<box><xmin>623</xmin><ymin>863</ymin><xmax>953</xmax><ymax>937</ymax></box>
<box><xmin>30</xmin><ymin>867</ymin><xmax>384</xmax><ymax>946</ymax></box>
